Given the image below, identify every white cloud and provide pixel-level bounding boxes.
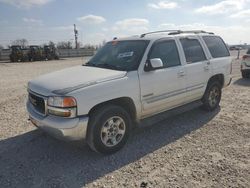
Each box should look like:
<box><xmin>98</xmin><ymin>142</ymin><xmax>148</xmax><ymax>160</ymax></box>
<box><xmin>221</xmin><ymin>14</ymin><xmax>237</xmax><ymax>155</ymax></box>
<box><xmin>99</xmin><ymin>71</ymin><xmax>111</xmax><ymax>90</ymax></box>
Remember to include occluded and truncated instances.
<box><xmin>231</xmin><ymin>9</ymin><xmax>250</xmax><ymax>18</ymax></box>
<box><xmin>112</xmin><ymin>18</ymin><xmax>149</xmax><ymax>33</ymax></box>
<box><xmin>77</xmin><ymin>15</ymin><xmax>106</xmax><ymax>24</ymax></box>
<box><xmin>148</xmin><ymin>1</ymin><xmax>178</xmax><ymax>9</ymax></box>
<box><xmin>0</xmin><ymin>0</ymin><xmax>53</xmax><ymax>8</ymax></box>
<box><xmin>195</xmin><ymin>0</ymin><xmax>248</xmax><ymax>15</ymax></box>
<box><xmin>158</xmin><ymin>22</ymin><xmax>250</xmax><ymax>44</ymax></box>
<box><xmin>23</xmin><ymin>17</ymin><xmax>43</xmax><ymax>25</ymax></box>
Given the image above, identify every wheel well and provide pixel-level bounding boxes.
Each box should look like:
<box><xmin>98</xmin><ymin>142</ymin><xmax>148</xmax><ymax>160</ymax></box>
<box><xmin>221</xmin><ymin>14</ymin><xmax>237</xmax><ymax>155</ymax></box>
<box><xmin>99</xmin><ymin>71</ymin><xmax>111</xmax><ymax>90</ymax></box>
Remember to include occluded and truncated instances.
<box><xmin>88</xmin><ymin>97</ymin><xmax>137</xmax><ymax>122</ymax></box>
<box><xmin>208</xmin><ymin>74</ymin><xmax>224</xmax><ymax>87</ymax></box>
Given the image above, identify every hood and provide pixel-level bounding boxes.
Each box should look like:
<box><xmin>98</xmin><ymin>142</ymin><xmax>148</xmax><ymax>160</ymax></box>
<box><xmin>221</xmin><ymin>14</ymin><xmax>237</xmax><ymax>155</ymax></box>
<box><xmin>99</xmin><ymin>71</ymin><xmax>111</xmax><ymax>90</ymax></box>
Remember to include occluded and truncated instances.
<box><xmin>28</xmin><ymin>66</ymin><xmax>127</xmax><ymax>96</ymax></box>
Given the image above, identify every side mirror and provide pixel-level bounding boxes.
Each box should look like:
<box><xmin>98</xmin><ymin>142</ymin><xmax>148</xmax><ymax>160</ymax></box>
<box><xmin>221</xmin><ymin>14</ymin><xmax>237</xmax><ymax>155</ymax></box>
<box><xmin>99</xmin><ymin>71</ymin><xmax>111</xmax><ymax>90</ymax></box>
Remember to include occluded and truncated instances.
<box><xmin>144</xmin><ymin>58</ymin><xmax>164</xmax><ymax>72</ymax></box>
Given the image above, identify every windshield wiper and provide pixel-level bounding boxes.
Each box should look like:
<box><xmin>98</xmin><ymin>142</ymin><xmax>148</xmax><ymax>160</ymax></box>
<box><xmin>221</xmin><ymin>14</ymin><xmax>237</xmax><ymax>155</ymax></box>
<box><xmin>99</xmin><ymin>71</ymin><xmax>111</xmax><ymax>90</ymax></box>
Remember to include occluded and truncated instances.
<box><xmin>83</xmin><ymin>62</ymin><xmax>96</xmax><ymax>67</ymax></box>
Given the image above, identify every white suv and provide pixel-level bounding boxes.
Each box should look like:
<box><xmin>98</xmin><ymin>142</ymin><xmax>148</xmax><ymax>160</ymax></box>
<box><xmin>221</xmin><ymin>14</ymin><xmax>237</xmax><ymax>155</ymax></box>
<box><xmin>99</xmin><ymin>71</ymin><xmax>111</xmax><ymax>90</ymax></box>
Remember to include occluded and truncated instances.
<box><xmin>27</xmin><ymin>30</ymin><xmax>232</xmax><ymax>154</ymax></box>
<box><xmin>241</xmin><ymin>48</ymin><xmax>250</xmax><ymax>78</ymax></box>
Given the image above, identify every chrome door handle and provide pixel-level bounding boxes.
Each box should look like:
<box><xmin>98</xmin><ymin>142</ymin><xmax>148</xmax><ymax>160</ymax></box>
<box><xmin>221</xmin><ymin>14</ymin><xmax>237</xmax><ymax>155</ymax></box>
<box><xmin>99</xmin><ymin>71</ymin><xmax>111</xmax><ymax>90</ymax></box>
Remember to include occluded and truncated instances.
<box><xmin>178</xmin><ymin>71</ymin><xmax>185</xmax><ymax>77</ymax></box>
<box><xmin>204</xmin><ymin>65</ymin><xmax>209</xmax><ymax>71</ymax></box>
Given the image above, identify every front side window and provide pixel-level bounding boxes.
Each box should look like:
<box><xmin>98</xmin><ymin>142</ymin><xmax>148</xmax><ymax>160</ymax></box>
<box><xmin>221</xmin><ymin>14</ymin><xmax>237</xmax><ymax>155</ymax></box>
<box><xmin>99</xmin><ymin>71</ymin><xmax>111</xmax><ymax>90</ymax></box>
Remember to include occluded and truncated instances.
<box><xmin>247</xmin><ymin>49</ymin><xmax>250</xmax><ymax>54</ymax></box>
<box><xmin>202</xmin><ymin>36</ymin><xmax>230</xmax><ymax>58</ymax></box>
<box><xmin>86</xmin><ymin>40</ymin><xmax>149</xmax><ymax>71</ymax></box>
<box><xmin>149</xmin><ymin>40</ymin><xmax>181</xmax><ymax>68</ymax></box>
<box><xmin>180</xmin><ymin>38</ymin><xmax>206</xmax><ymax>63</ymax></box>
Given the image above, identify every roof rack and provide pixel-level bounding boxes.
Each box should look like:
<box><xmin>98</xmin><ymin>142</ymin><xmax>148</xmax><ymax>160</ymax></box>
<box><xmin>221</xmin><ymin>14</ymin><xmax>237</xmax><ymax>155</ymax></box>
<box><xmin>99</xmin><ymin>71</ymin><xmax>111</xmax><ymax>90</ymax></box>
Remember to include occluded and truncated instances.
<box><xmin>168</xmin><ymin>30</ymin><xmax>214</xmax><ymax>35</ymax></box>
<box><xmin>140</xmin><ymin>30</ymin><xmax>214</xmax><ymax>38</ymax></box>
<box><xmin>140</xmin><ymin>30</ymin><xmax>181</xmax><ymax>38</ymax></box>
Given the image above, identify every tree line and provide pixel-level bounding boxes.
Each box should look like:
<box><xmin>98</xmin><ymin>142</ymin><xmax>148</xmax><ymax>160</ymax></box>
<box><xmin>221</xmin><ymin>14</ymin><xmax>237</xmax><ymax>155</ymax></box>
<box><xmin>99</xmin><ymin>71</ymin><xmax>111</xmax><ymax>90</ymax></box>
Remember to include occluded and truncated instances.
<box><xmin>0</xmin><ymin>39</ymin><xmax>106</xmax><ymax>50</ymax></box>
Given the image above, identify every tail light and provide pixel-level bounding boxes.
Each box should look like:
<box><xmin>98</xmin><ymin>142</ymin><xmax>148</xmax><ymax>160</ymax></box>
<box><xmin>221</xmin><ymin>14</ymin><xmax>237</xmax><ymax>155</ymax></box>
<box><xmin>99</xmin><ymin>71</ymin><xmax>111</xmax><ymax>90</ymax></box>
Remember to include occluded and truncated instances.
<box><xmin>242</xmin><ymin>55</ymin><xmax>249</xmax><ymax>60</ymax></box>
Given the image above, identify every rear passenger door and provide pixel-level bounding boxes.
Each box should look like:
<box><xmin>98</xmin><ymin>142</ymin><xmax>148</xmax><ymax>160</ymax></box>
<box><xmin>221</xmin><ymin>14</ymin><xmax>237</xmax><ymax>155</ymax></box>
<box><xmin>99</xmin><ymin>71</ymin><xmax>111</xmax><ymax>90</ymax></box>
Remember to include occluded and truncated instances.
<box><xmin>202</xmin><ymin>36</ymin><xmax>231</xmax><ymax>86</ymax></box>
<box><xmin>179</xmin><ymin>36</ymin><xmax>212</xmax><ymax>102</ymax></box>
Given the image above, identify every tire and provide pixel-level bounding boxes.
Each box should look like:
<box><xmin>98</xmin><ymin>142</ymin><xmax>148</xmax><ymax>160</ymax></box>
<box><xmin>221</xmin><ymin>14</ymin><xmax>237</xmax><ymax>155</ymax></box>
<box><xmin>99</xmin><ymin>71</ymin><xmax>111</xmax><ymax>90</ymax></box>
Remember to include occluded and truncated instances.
<box><xmin>87</xmin><ymin>104</ymin><xmax>132</xmax><ymax>154</ymax></box>
<box><xmin>242</xmin><ymin>71</ymin><xmax>248</xmax><ymax>78</ymax></box>
<box><xmin>202</xmin><ymin>81</ymin><xmax>222</xmax><ymax>111</ymax></box>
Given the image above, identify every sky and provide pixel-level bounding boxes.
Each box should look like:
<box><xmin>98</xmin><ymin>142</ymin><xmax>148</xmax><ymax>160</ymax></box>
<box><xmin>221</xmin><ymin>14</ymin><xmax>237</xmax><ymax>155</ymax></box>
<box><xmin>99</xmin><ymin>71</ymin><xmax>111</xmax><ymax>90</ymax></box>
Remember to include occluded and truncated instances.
<box><xmin>0</xmin><ymin>0</ymin><xmax>250</xmax><ymax>47</ymax></box>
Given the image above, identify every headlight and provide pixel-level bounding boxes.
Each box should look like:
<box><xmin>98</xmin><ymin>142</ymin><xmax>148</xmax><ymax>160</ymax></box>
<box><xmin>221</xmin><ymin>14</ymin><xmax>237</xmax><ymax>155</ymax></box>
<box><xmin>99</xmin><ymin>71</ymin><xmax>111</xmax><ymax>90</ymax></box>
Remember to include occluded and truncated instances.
<box><xmin>47</xmin><ymin>96</ymin><xmax>77</xmax><ymax>118</ymax></box>
<box><xmin>47</xmin><ymin>96</ymin><xmax>76</xmax><ymax>108</ymax></box>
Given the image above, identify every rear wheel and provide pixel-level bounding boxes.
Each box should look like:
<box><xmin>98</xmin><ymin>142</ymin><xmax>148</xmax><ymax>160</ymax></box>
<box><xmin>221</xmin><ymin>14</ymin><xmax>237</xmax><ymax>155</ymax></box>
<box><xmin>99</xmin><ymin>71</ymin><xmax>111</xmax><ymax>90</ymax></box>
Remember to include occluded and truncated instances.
<box><xmin>202</xmin><ymin>81</ymin><xmax>222</xmax><ymax>111</ymax></box>
<box><xmin>87</xmin><ymin>104</ymin><xmax>132</xmax><ymax>154</ymax></box>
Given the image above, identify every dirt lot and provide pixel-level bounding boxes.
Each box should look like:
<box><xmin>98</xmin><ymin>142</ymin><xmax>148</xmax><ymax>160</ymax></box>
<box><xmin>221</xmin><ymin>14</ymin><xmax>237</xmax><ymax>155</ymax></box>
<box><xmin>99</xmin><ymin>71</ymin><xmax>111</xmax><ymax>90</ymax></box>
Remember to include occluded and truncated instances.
<box><xmin>0</xmin><ymin>54</ymin><xmax>249</xmax><ymax>188</ymax></box>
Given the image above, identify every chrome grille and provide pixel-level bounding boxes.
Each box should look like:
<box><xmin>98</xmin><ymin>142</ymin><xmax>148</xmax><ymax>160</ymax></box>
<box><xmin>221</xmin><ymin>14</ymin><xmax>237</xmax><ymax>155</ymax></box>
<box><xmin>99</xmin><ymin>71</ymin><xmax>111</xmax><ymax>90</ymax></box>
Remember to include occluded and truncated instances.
<box><xmin>29</xmin><ymin>92</ymin><xmax>46</xmax><ymax>115</ymax></box>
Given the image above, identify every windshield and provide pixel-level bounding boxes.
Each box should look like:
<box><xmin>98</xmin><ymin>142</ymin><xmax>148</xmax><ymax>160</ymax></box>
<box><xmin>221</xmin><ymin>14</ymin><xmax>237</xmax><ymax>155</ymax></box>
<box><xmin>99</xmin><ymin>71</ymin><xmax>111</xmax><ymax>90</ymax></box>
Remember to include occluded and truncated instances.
<box><xmin>85</xmin><ymin>40</ymin><xmax>149</xmax><ymax>71</ymax></box>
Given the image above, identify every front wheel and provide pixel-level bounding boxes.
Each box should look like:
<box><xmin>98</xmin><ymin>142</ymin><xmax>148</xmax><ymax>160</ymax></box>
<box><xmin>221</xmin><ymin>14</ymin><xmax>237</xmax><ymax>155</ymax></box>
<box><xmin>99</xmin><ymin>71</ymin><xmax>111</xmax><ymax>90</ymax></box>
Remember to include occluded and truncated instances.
<box><xmin>202</xmin><ymin>81</ymin><xmax>222</xmax><ymax>111</ymax></box>
<box><xmin>87</xmin><ymin>105</ymin><xmax>132</xmax><ymax>154</ymax></box>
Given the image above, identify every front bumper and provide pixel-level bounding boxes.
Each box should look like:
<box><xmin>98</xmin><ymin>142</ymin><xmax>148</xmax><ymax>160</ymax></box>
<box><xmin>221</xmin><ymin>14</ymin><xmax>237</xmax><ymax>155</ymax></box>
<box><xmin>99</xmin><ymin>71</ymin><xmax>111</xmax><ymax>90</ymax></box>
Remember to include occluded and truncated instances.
<box><xmin>27</xmin><ymin>101</ymin><xmax>89</xmax><ymax>141</ymax></box>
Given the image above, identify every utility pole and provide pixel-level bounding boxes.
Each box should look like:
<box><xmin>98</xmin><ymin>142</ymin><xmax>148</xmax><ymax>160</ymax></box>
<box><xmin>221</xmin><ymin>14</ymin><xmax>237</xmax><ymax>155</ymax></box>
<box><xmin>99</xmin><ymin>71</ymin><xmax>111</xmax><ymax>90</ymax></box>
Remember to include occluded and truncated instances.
<box><xmin>74</xmin><ymin>24</ymin><xmax>78</xmax><ymax>49</ymax></box>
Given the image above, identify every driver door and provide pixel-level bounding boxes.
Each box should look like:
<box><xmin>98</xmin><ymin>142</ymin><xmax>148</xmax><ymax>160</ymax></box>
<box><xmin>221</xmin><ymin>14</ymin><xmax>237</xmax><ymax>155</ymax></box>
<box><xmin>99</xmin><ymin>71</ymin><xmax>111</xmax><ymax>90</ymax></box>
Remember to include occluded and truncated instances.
<box><xmin>139</xmin><ymin>39</ymin><xmax>187</xmax><ymax>117</ymax></box>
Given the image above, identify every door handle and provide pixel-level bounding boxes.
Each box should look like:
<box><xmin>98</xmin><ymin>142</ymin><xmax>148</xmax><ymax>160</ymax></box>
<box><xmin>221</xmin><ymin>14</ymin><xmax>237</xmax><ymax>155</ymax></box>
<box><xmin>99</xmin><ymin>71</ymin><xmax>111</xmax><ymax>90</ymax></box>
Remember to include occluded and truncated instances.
<box><xmin>178</xmin><ymin>71</ymin><xmax>185</xmax><ymax>77</ymax></box>
<box><xmin>204</xmin><ymin>65</ymin><xmax>209</xmax><ymax>71</ymax></box>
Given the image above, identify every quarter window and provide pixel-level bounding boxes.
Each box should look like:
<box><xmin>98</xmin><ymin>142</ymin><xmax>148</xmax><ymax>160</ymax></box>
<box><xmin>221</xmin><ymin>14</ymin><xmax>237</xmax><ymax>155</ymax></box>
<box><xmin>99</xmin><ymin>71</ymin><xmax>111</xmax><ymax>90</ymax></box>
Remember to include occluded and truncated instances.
<box><xmin>149</xmin><ymin>40</ymin><xmax>181</xmax><ymax>68</ymax></box>
<box><xmin>180</xmin><ymin>38</ymin><xmax>206</xmax><ymax>63</ymax></box>
<box><xmin>202</xmin><ymin>36</ymin><xmax>230</xmax><ymax>58</ymax></box>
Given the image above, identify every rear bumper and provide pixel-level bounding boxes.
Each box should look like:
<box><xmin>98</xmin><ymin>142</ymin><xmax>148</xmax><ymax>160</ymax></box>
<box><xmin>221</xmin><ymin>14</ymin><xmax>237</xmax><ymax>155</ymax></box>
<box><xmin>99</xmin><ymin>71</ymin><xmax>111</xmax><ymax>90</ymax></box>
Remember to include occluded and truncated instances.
<box><xmin>27</xmin><ymin>101</ymin><xmax>89</xmax><ymax>141</ymax></box>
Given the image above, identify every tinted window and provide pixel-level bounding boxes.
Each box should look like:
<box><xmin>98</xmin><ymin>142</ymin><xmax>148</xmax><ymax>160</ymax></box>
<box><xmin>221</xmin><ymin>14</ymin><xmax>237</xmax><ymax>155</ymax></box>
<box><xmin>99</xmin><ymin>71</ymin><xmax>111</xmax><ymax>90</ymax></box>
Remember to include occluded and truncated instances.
<box><xmin>180</xmin><ymin>38</ymin><xmax>206</xmax><ymax>63</ymax></box>
<box><xmin>203</xmin><ymin>36</ymin><xmax>230</xmax><ymax>58</ymax></box>
<box><xmin>87</xmin><ymin>40</ymin><xmax>149</xmax><ymax>71</ymax></box>
<box><xmin>149</xmin><ymin>40</ymin><xmax>181</xmax><ymax>68</ymax></box>
<box><xmin>247</xmin><ymin>49</ymin><xmax>250</xmax><ymax>54</ymax></box>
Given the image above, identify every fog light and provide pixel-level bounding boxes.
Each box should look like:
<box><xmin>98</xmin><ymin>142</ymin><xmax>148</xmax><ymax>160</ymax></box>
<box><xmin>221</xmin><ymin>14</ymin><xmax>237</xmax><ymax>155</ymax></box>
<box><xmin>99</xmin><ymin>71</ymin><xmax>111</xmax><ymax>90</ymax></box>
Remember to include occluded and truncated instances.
<box><xmin>47</xmin><ymin>106</ymin><xmax>76</xmax><ymax>118</ymax></box>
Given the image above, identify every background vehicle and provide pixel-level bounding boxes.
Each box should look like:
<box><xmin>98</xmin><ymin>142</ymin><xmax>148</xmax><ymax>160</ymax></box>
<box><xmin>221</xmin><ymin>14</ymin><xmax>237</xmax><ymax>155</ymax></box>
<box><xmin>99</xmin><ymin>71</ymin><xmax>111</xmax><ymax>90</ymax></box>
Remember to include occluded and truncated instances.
<box><xmin>241</xmin><ymin>48</ymin><xmax>250</xmax><ymax>78</ymax></box>
<box><xmin>43</xmin><ymin>45</ymin><xmax>59</xmax><ymax>60</ymax></box>
<box><xmin>27</xmin><ymin>30</ymin><xmax>232</xmax><ymax>154</ymax></box>
<box><xmin>9</xmin><ymin>45</ymin><xmax>28</xmax><ymax>62</ymax></box>
<box><xmin>28</xmin><ymin>45</ymin><xmax>43</xmax><ymax>61</ymax></box>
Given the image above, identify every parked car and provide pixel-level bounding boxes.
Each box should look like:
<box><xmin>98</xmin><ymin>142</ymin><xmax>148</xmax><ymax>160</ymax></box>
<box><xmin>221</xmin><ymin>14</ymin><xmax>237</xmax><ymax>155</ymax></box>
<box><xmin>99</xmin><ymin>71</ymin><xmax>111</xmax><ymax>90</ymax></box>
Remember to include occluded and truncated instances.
<box><xmin>27</xmin><ymin>30</ymin><xmax>233</xmax><ymax>154</ymax></box>
<box><xmin>241</xmin><ymin>48</ymin><xmax>250</xmax><ymax>78</ymax></box>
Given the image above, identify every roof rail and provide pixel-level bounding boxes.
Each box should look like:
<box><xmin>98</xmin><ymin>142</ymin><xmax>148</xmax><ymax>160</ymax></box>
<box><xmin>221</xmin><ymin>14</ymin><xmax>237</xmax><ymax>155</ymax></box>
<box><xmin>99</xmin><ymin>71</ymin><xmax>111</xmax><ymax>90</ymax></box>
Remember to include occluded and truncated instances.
<box><xmin>168</xmin><ymin>30</ymin><xmax>214</xmax><ymax>35</ymax></box>
<box><xmin>140</xmin><ymin>30</ymin><xmax>181</xmax><ymax>38</ymax></box>
<box><xmin>140</xmin><ymin>30</ymin><xmax>214</xmax><ymax>38</ymax></box>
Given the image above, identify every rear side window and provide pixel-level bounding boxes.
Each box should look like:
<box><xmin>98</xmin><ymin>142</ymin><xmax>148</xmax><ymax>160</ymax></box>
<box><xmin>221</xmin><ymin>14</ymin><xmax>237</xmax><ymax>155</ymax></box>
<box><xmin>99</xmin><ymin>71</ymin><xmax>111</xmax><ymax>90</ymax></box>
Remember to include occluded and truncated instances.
<box><xmin>202</xmin><ymin>36</ymin><xmax>230</xmax><ymax>58</ymax></box>
<box><xmin>149</xmin><ymin>40</ymin><xmax>181</xmax><ymax>68</ymax></box>
<box><xmin>180</xmin><ymin>38</ymin><xmax>206</xmax><ymax>63</ymax></box>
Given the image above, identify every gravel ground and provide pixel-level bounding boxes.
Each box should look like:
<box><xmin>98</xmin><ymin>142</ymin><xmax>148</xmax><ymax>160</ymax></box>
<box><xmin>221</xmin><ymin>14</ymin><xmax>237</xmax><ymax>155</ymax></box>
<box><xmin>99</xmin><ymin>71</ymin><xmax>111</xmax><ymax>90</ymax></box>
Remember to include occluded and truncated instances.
<box><xmin>0</xmin><ymin>54</ymin><xmax>249</xmax><ymax>188</ymax></box>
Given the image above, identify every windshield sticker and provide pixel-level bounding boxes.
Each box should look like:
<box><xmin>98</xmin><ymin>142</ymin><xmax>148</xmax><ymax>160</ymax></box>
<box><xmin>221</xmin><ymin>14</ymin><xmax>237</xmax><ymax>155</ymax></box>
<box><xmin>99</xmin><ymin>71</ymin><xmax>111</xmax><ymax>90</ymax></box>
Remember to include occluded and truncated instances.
<box><xmin>118</xmin><ymin>52</ymin><xmax>134</xmax><ymax>58</ymax></box>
